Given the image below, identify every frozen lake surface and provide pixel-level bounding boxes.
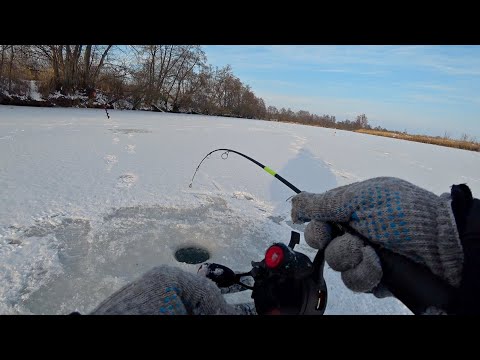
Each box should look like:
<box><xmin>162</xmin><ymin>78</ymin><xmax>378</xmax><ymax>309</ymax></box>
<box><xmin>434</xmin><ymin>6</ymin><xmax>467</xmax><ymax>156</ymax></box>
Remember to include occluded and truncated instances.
<box><xmin>1</xmin><ymin>105</ymin><xmax>479</xmax><ymax>314</ymax></box>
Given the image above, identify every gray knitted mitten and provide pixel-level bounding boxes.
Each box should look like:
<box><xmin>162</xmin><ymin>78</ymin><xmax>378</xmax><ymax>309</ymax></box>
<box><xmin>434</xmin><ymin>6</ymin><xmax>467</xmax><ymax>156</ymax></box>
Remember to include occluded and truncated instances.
<box><xmin>90</xmin><ymin>265</ymin><xmax>239</xmax><ymax>315</ymax></box>
<box><xmin>291</xmin><ymin>177</ymin><xmax>464</xmax><ymax>293</ymax></box>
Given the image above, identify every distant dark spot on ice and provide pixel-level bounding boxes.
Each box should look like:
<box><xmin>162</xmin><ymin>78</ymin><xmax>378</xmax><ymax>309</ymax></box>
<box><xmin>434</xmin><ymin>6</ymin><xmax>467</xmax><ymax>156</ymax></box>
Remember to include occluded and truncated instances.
<box><xmin>7</xmin><ymin>238</ymin><xmax>22</xmax><ymax>245</ymax></box>
<box><xmin>268</xmin><ymin>215</ymin><xmax>285</xmax><ymax>225</ymax></box>
<box><xmin>109</xmin><ymin>128</ymin><xmax>151</xmax><ymax>134</ymax></box>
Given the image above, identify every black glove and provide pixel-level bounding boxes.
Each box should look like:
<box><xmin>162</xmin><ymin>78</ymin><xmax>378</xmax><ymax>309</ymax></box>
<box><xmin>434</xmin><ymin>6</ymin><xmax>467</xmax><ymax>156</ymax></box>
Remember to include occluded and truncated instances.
<box><xmin>449</xmin><ymin>184</ymin><xmax>480</xmax><ymax>314</ymax></box>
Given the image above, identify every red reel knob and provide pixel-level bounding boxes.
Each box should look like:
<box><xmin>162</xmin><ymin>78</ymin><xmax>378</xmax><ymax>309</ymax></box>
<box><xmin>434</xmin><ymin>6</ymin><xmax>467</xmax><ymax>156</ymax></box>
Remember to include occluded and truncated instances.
<box><xmin>265</xmin><ymin>245</ymin><xmax>285</xmax><ymax>269</ymax></box>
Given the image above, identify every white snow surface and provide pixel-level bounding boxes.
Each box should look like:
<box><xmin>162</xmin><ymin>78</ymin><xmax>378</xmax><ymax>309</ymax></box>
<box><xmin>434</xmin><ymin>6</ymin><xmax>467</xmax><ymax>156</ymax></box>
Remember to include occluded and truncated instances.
<box><xmin>1</xmin><ymin>105</ymin><xmax>480</xmax><ymax>315</ymax></box>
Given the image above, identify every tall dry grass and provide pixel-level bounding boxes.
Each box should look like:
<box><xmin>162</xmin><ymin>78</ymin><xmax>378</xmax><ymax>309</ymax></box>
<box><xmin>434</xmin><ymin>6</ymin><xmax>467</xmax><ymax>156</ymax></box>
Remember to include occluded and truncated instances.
<box><xmin>356</xmin><ymin>129</ymin><xmax>480</xmax><ymax>152</ymax></box>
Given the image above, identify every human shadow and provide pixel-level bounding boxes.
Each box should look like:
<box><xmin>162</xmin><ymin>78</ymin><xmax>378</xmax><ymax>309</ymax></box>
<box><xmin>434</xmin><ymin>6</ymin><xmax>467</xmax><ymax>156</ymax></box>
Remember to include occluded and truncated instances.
<box><xmin>269</xmin><ymin>147</ymin><xmax>337</xmax><ymax>201</ymax></box>
<box><xmin>266</xmin><ymin>147</ymin><xmax>337</xmax><ymax>228</ymax></box>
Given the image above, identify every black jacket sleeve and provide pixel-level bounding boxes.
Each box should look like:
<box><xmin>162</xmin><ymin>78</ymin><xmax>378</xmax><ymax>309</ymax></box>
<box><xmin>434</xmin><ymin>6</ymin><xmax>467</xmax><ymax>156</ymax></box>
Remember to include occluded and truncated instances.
<box><xmin>450</xmin><ymin>184</ymin><xmax>480</xmax><ymax>314</ymax></box>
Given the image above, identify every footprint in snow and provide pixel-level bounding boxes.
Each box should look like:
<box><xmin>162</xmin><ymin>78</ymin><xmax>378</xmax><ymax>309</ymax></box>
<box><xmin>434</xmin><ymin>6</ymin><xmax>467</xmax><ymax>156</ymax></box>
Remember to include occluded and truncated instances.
<box><xmin>104</xmin><ymin>155</ymin><xmax>118</xmax><ymax>172</ymax></box>
<box><xmin>125</xmin><ymin>144</ymin><xmax>136</xmax><ymax>154</ymax></box>
<box><xmin>116</xmin><ymin>173</ymin><xmax>138</xmax><ymax>188</ymax></box>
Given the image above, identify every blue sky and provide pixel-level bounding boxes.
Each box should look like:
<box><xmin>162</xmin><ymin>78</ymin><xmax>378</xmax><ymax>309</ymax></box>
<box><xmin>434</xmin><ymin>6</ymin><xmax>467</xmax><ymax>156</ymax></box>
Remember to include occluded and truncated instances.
<box><xmin>202</xmin><ymin>45</ymin><xmax>480</xmax><ymax>139</ymax></box>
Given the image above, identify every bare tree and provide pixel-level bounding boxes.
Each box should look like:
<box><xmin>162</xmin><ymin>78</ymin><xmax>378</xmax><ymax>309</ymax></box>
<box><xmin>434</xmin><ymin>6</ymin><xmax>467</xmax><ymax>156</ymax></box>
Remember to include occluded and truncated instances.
<box><xmin>168</xmin><ymin>46</ymin><xmax>206</xmax><ymax>111</ymax></box>
<box><xmin>32</xmin><ymin>45</ymin><xmax>113</xmax><ymax>94</ymax></box>
<box><xmin>0</xmin><ymin>45</ymin><xmax>10</xmax><ymax>84</ymax></box>
<box><xmin>82</xmin><ymin>45</ymin><xmax>113</xmax><ymax>89</ymax></box>
<box><xmin>355</xmin><ymin>114</ymin><xmax>369</xmax><ymax>129</ymax></box>
<box><xmin>0</xmin><ymin>45</ymin><xmax>26</xmax><ymax>93</ymax></box>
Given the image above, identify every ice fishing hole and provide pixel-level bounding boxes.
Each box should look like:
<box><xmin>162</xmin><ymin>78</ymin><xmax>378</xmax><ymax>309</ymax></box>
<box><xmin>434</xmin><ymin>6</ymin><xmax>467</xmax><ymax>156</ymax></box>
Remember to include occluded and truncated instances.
<box><xmin>174</xmin><ymin>247</ymin><xmax>210</xmax><ymax>264</ymax></box>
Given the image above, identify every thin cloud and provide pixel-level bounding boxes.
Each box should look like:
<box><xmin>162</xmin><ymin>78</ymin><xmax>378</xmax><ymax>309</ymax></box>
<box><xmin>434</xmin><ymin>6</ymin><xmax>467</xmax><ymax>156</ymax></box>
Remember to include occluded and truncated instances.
<box><xmin>428</xmin><ymin>63</ymin><xmax>480</xmax><ymax>76</ymax></box>
<box><xmin>262</xmin><ymin>46</ymin><xmax>480</xmax><ymax>77</ymax></box>
<box><xmin>313</xmin><ymin>68</ymin><xmax>389</xmax><ymax>75</ymax></box>
<box><xmin>202</xmin><ymin>45</ymin><xmax>480</xmax><ymax>138</ymax></box>
<box><xmin>412</xmin><ymin>83</ymin><xmax>457</xmax><ymax>92</ymax></box>
<box><xmin>314</xmin><ymin>69</ymin><xmax>350</xmax><ymax>73</ymax></box>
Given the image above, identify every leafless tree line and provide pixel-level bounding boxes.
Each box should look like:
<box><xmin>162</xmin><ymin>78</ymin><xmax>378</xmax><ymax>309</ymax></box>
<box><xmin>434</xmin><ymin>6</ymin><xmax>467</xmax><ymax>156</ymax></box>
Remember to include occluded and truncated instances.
<box><xmin>264</xmin><ymin>108</ymin><xmax>378</xmax><ymax>131</ymax></box>
<box><xmin>1</xmin><ymin>45</ymin><xmax>113</xmax><ymax>94</ymax></box>
<box><xmin>0</xmin><ymin>45</ymin><xmax>378</xmax><ymax>129</ymax></box>
<box><xmin>4</xmin><ymin>45</ymin><xmax>473</xmax><ymax>142</ymax></box>
<box><xmin>0</xmin><ymin>45</ymin><xmax>268</xmax><ymax>119</ymax></box>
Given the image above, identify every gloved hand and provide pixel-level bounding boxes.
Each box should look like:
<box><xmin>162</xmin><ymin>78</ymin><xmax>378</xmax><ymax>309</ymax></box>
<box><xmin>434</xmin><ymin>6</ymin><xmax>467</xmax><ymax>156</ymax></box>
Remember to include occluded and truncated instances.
<box><xmin>90</xmin><ymin>265</ymin><xmax>239</xmax><ymax>315</ymax></box>
<box><xmin>291</xmin><ymin>177</ymin><xmax>464</xmax><ymax>294</ymax></box>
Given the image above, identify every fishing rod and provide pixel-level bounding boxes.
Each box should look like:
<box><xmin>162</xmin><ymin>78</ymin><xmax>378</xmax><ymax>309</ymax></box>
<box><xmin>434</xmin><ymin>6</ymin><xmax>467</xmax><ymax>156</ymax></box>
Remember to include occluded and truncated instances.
<box><xmin>190</xmin><ymin>148</ymin><xmax>349</xmax><ymax>237</ymax></box>
<box><xmin>190</xmin><ymin>148</ymin><xmax>455</xmax><ymax>315</ymax></box>
<box><xmin>190</xmin><ymin>148</ymin><xmax>301</xmax><ymax>194</ymax></box>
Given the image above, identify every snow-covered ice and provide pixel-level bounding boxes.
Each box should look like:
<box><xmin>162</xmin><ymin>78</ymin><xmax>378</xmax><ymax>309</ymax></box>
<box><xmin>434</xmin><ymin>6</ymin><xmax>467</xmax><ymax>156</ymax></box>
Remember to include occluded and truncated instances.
<box><xmin>1</xmin><ymin>105</ymin><xmax>479</xmax><ymax>315</ymax></box>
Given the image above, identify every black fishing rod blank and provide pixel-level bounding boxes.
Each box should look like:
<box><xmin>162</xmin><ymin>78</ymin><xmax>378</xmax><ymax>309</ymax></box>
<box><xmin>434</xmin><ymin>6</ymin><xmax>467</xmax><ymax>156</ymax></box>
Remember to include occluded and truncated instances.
<box><xmin>189</xmin><ymin>148</ymin><xmax>300</xmax><ymax>193</ymax></box>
